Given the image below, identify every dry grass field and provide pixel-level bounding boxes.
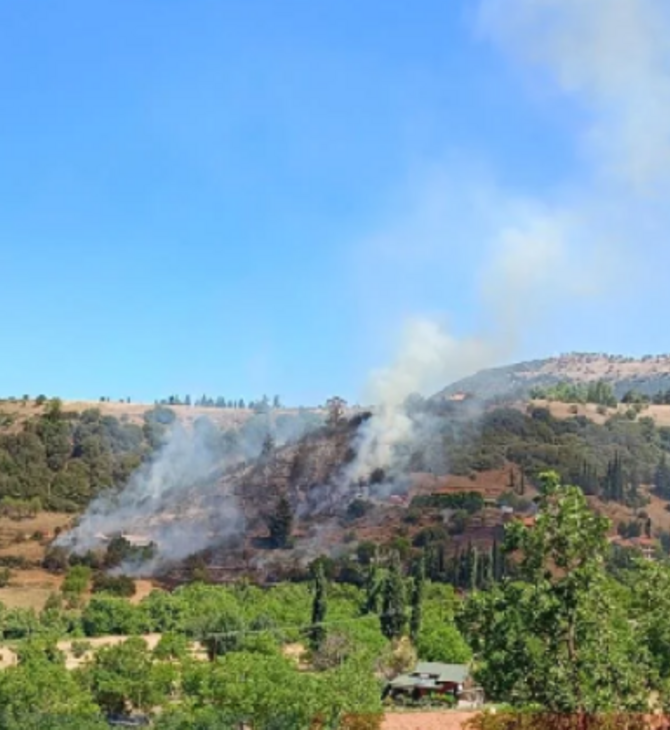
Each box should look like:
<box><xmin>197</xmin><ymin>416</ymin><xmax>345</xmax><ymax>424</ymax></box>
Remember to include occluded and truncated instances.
<box><xmin>529</xmin><ymin>399</ymin><xmax>670</xmax><ymax>427</ymax></box>
<box><xmin>0</xmin><ymin>568</ymin><xmax>62</xmax><ymax>611</ymax></box>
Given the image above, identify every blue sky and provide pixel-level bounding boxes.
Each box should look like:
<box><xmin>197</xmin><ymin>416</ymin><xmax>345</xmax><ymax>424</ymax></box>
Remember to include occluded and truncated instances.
<box><xmin>1</xmin><ymin>0</ymin><xmax>668</xmax><ymax>405</ymax></box>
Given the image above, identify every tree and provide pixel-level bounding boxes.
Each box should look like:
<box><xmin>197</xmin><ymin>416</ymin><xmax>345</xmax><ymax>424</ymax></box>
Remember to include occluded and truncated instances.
<box><xmin>273</xmin><ymin>395</ymin><xmax>282</xmax><ymax>409</ymax></box>
<box><xmin>309</xmin><ymin>562</ymin><xmax>327</xmax><ymax>651</ymax></box>
<box><xmin>459</xmin><ymin>471</ymin><xmax>651</xmax><ymax>713</ymax></box>
<box><xmin>409</xmin><ymin>558</ymin><xmax>425</xmax><ymax>645</ymax></box>
<box><xmin>362</xmin><ymin>566</ymin><xmax>381</xmax><ymax>615</ymax></box>
<box><xmin>655</xmin><ymin>453</ymin><xmax>670</xmax><ymax>497</ymax></box>
<box><xmin>326</xmin><ymin>396</ymin><xmax>347</xmax><ymax>428</ymax></box>
<box><xmin>380</xmin><ymin>553</ymin><xmax>406</xmax><ymax>641</ymax></box>
<box><xmin>84</xmin><ymin>636</ymin><xmax>175</xmax><ymax>716</ymax></box>
<box><xmin>0</xmin><ymin>657</ymin><xmax>103</xmax><ymax>729</ymax></box>
<box><xmin>267</xmin><ymin>495</ymin><xmax>293</xmax><ymax>549</ymax></box>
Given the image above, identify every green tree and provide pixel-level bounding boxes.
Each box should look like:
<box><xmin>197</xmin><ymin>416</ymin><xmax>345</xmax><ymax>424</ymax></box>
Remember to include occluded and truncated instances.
<box><xmin>0</xmin><ymin>657</ymin><xmax>102</xmax><ymax>729</ymax></box>
<box><xmin>459</xmin><ymin>471</ymin><xmax>651</xmax><ymax>713</ymax></box>
<box><xmin>309</xmin><ymin>562</ymin><xmax>328</xmax><ymax>651</ymax></box>
<box><xmin>83</xmin><ymin>636</ymin><xmax>175</xmax><ymax>716</ymax></box>
<box><xmin>380</xmin><ymin>553</ymin><xmax>406</xmax><ymax>641</ymax></box>
<box><xmin>409</xmin><ymin>558</ymin><xmax>424</xmax><ymax>645</ymax></box>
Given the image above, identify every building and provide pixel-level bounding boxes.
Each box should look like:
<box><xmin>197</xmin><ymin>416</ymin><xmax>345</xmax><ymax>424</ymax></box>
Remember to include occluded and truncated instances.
<box><xmin>610</xmin><ymin>535</ymin><xmax>657</xmax><ymax>560</ymax></box>
<box><xmin>385</xmin><ymin>662</ymin><xmax>483</xmax><ymax>706</ymax></box>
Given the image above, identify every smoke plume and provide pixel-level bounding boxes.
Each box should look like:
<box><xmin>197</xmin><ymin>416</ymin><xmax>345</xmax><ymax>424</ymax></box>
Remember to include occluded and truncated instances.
<box><xmin>347</xmin><ymin>0</ymin><xmax>670</xmax><ymax>484</ymax></box>
<box><xmin>58</xmin><ymin>409</ymin><xmax>324</xmax><ymax>571</ymax></box>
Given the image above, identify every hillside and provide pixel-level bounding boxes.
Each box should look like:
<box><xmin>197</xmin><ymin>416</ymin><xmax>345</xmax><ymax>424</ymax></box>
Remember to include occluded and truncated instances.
<box><xmin>433</xmin><ymin>353</ymin><xmax>670</xmax><ymax>401</ymax></box>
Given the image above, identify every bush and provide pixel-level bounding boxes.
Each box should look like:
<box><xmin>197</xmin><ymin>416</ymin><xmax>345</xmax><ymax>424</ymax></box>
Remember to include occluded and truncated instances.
<box><xmin>346</xmin><ymin>499</ymin><xmax>374</xmax><ymax>521</ymax></box>
<box><xmin>356</xmin><ymin>541</ymin><xmax>378</xmax><ymax>566</ymax></box>
<box><xmin>43</xmin><ymin>546</ymin><xmax>70</xmax><ymax>573</ymax></box>
<box><xmin>448</xmin><ymin>510</ymin><xmax>470</xmax><ymax>536</ymax></box>
<box><xmin>91</xmin><ymin>572</ymin><xmax>136</xmax><ymax>598</ymax></box>
<box><xmin>71</xmin><ymin>640</ymin><xmax>92</xmax><ymax>659</ymax></box>
<box><xmin>0</xmin><ymin>567</ymin><xmax>12</xmax><ymax>587</ymax></box>
<box><xmin>62</xmin><ymin>565</ymin><xmax>91</xmax><ymax>596</ymax></box>
<box><xmin>410</xmin><ymin>492</ymin><xmax>484</xmax><ymax>514</ymax></box>
<box><xmin>412</xmin><ymin>526</ymin><xmax>448</xmax><ymax>548</ymax></box>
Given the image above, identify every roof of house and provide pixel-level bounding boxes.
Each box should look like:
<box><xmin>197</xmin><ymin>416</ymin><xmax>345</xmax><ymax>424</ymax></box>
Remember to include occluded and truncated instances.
<box><xmin>389</xmin><ymin>663</ymin><xmax>470</xmax><ymax>689</ymax></box>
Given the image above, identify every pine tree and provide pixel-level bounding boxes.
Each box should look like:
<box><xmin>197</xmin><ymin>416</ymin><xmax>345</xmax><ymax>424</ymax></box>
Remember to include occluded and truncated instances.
<box><xmin>309</xmin><ymin>562</ymin><xmax>327</xmax><ymax>650</ymax></box>
<box><xmin>380</xmin><ymin>553</ymin><xmax>407</xmax><ymax>641</ymax></box>
<box><xmin>409</xmin><ymin>558</ymin><xmax>425</xmax><ymax>644</ymax></box>
<box><xmin>267</xmin><ymin>495</ymin><xmax>293</xmax><ymax>549</ymax></box>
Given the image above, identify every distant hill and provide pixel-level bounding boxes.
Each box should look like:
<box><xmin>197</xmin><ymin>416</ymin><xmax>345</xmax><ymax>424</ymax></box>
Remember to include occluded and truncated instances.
<box><xmin>432</xmin><ymin>353</ymin><xmax>670</xmax><ymax>402</ymax></box>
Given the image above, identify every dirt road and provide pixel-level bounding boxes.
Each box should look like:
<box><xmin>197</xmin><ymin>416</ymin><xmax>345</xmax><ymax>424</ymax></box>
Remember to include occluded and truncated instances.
<box><xmin>382</xmin><ymin>711</ymin><xmax>477</xmax><ymax>730</ymax></box>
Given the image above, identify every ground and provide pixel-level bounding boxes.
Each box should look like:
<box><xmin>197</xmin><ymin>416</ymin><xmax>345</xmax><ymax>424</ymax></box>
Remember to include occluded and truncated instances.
<box><xmin>382</xmin><ymin>711</ymin><xmax>476</xmax><ymax>729</ymax></box>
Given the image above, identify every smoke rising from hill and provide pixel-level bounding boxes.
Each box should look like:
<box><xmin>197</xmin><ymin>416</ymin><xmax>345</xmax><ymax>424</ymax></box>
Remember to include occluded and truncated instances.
<box><xmin>58</xmin><ymin>410</ymin><xmax>325</xmax><ymax>570</ymax></box>
<box><xmin>348</xmin><ymin>0</ymin><xmax>670</xmax><ymax>484</ymax></box>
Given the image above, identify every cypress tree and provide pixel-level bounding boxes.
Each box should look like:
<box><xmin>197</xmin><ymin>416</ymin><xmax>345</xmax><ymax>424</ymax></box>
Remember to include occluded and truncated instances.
<box><xmin>492</xmin><ymin>538</ymin><xmax>502</xmax><ymax>583</ymax></box>
<box><xmin>409</xmin><ymin>558</ymin><xmax>425</xmax><ymax>645</ymax></box>
<box><xmin>380</xmin><ymin>553</ymin><xmax>407</xmax><ymax>641</ymax></box>
<box><xmin>655</xmin><ymin>454</ymin><xmax>670</xmax><ymax>498</ymax></box>
<box><xmin>267</xmin><ymin>495</ymin><xmax>293</xmax><ymax>548</ymax></box>
<box><xmin>362</xmin><ymin>566</ymin><xmax>380</xmax><ymax>615</ymax></box>
<box><xmin>309</xmin><ymin>562</ymin><xmax>327</xmax><ymax>650</ymax></box>
<box><xmin>467</xmin><ymin>543</ymin><xmax>479</xmax><ymax>592</ymax></box>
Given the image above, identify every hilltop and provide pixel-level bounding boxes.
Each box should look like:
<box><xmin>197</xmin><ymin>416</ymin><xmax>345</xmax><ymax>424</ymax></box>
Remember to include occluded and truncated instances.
<box><xmin>433</xmin><ymin>352</ymin><xmax>670</xmax><ymax>402</ymax></box>
<box><xmin>0</xmin><ymin>397</ymin><xmax>328</xmax><ymax>431</ymax></box>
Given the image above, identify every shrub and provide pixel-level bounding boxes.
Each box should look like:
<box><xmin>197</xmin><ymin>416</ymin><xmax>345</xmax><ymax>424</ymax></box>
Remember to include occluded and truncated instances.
<box><xmin>62</xmin><ymin>565</ymin><xmax>91</xmax><ymax>597</ymax></box>
<box><xmin>0</xmin><ymin>568</ymin><xmax>12</xmax><ymax>587</ymax></box>
<box><xmin>71</xmin><ymin>640</ymin><xmax>92</xmax><ymax>659</ymax></box>
<box><xmin>346</xmin><ymin>499</ymin><xmax>374</xmax><ymax>521</ymax></box>
<box><xmin>410</xmin><ymin>492</ymin><xmax>484</xmax><ymax>514</ymax></box>
<box><xmin>91</xmin><ymin>572</ymin><xmax>136</xmax><ymax>598</ymax></box>
<box><xmin>412</xmin><ymin>526</ymin><xmax>448</xmax><ymax>548</ymax></box>
<box><xmin>43</xmin><ymin>546</ymin><xmax>70</xmax><ymax>573</ymax></box>
<box><xmin>357</xmin><ymin>541</ymin><xmax>378</xmax><ymax>566</ymax></box>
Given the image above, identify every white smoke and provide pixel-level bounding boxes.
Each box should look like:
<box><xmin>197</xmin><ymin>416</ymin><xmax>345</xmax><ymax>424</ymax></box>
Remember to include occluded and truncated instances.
<box><xmin>57</xmin><ymin>422</ymin><xmax>243</xmax><ymax>569</ymax></box>
<box><xmin>347</xmin><ymin>0</ymin><xmax>670</xmax><ymax>484</ymax></box>
<box><xmin>478</xmin><ymin>0</ymin><xmax>670</xmax><ymax>191</ymax></box>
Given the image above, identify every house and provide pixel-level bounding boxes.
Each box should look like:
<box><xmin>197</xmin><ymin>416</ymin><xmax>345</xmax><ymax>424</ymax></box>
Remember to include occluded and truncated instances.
<box><xmin>610</xmin><ymin>535</ymin><xmax>657</xmax><ymax>560</ymax></box>
<box><xmin>385</xmin><ymin>662</ymin><xmax>483</xmax><ymax>706</ymax></box>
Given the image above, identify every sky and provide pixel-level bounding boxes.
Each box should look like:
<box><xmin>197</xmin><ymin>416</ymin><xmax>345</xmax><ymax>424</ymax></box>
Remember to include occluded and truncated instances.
<box><xmin>2</xmin><ymin>0</ymin><xmax>670</xmax><ymax>406</ymax></box>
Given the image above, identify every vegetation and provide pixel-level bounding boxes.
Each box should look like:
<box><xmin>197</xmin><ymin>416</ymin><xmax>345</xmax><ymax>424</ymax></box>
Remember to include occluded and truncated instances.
<box><xmin>529</xmin><ymin>379</ymin><xmax>618</xmax><ymax>407</ymax></box>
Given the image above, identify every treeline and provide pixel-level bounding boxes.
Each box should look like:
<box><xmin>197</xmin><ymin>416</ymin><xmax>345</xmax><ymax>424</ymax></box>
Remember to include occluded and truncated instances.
<box><xmin>156</xmin><ymin>393</ymin><xmax>283</xmax><ymax>411</ymax></box>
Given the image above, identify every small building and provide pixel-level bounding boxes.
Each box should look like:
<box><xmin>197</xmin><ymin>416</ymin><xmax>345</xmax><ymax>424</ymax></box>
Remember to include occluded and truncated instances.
<box><xmin>610</xmin><ymin>535</ymin><xmax>657</xmax><ymax>561</ymax></box>
<box><xmin>385</xmin><ymin>662</ymin><xmax>482</xmax><ymax>706</ymax></box>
